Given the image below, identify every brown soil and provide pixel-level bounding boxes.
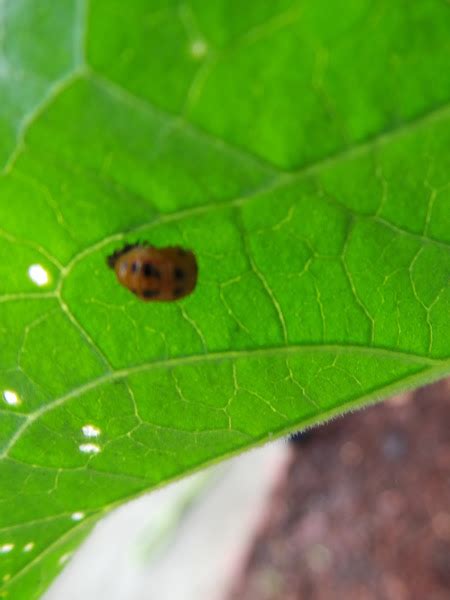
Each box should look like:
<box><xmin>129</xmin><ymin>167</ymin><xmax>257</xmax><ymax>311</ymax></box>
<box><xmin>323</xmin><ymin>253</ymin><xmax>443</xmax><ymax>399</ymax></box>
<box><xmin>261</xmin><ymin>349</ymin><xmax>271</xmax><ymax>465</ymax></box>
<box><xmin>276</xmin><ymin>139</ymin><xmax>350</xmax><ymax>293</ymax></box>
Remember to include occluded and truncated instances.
<box><xmin>227</xmin><ymin>380</ymin><xmax>450</xmax><ymax>600</ymax></box>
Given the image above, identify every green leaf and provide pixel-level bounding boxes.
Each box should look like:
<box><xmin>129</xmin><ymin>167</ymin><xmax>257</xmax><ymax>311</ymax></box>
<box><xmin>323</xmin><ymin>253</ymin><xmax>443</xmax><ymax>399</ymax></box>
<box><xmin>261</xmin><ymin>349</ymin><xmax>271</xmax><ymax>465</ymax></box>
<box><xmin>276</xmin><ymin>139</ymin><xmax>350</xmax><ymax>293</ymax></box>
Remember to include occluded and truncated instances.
<box><xmin>1</xmin><ymin>0</ymin><xmax>449</xmax><ymax>597</ymax></box>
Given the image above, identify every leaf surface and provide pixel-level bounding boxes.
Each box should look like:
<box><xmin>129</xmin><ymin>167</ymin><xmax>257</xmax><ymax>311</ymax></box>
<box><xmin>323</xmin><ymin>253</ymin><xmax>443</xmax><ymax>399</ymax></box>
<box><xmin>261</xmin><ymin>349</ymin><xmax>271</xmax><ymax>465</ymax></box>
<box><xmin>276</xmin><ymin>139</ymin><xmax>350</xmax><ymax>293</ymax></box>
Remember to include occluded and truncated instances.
<box><xmin>0</xmin><ymin>1</ymin><xmax>449</xmax><ymax>597</ymax></box>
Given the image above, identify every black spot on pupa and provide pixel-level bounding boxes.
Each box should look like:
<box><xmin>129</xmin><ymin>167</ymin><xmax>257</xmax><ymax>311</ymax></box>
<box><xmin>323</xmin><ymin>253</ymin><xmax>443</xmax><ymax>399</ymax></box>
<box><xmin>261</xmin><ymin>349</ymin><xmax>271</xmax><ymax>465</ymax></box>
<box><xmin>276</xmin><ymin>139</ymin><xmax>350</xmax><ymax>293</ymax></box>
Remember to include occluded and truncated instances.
<box><xmin>131</xmin><ymin>262</ymin><xmax>139</xmax><ymax>273</ymax></box>
<box><xmin>143</xmin><ymin>289</ymin><xmax>160</xmax><ymax>298</ymax></box>
<box><xmin>143</xmin><ymin>263</ymin><xmax>161</xmax><ymax>278</ymax></box>
<box><xmin>174</xmin><ymin>267</ymin><xmax>185</xmax><ymax>280</ymax></box>
<box><xmin>173</xmin><ymin>286</ymin><xmax>184</xmax><ymax>298</ymax></box>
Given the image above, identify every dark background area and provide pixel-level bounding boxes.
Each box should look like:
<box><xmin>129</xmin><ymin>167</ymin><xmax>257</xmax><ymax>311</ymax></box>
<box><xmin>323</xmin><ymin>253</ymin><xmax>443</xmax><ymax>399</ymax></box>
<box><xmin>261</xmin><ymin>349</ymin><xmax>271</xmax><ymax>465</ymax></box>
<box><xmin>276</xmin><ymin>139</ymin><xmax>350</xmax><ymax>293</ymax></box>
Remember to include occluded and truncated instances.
<box><xmin>228</xmin><ymin>380</ymin><xmax>450</xmax><ymax>600</ymax></box>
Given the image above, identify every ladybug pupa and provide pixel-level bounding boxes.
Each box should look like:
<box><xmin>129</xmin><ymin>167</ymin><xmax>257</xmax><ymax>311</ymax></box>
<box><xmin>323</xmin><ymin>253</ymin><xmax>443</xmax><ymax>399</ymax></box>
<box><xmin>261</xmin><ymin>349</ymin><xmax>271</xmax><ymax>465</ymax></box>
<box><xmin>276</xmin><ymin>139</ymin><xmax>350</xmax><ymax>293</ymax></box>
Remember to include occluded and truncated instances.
<box><xmin>107</xmin><ymin>242</ymin><xmax>198</xmax><ymax>301</ymax></box>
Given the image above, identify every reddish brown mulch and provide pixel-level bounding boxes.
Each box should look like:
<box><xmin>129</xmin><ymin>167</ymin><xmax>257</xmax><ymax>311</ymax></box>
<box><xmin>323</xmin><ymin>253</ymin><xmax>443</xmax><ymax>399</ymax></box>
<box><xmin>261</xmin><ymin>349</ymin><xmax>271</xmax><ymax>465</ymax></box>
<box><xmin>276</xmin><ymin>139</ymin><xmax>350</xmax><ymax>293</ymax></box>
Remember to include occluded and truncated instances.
<box><xmin>227</xmin><ymin>380</ymin><xmax>450</xmax><ymax>600</ymax></box>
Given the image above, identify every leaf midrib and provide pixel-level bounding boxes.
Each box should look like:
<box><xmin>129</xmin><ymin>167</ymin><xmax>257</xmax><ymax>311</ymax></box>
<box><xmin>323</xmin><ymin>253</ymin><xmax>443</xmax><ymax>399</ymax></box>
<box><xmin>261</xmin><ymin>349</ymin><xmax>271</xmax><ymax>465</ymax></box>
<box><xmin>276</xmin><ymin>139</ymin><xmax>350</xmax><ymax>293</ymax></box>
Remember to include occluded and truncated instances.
<box><xmin>1</xmin><ymin>342</ymin><xmax>446</xmax><ymax>463</ymax></box>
